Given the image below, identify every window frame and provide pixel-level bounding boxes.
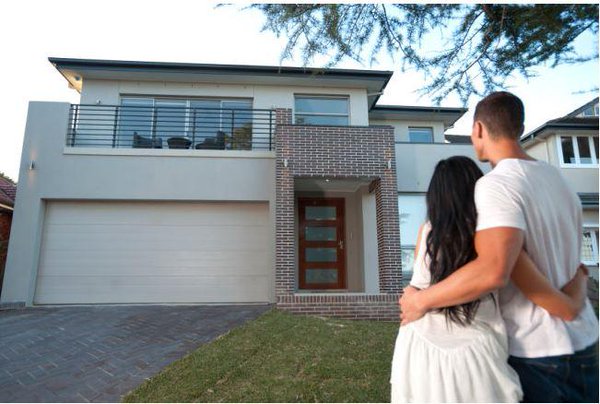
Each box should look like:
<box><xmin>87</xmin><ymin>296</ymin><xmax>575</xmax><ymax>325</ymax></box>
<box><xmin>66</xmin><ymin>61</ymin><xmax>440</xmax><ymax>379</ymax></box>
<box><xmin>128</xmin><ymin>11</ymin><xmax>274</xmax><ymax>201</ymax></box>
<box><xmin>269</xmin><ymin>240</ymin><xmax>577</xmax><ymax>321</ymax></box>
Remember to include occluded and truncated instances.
<box><xmin>582</xmin><ymin>227</ymin><xmax>599</xmax><ymax>266</ymax></box>
<box><xmin>556</xmin><ymin>135</ymin><xmax>599</xmax><ymax>168</ymax></box>
<box><xmin>408</xmin><ymin>126</ymin><xmax>434</xmax><ymax>143</ymax></box>
<box><xmin>293</xmin><ymin>94</ymin><xmax>350</xmax><ymax>126</ymax></box>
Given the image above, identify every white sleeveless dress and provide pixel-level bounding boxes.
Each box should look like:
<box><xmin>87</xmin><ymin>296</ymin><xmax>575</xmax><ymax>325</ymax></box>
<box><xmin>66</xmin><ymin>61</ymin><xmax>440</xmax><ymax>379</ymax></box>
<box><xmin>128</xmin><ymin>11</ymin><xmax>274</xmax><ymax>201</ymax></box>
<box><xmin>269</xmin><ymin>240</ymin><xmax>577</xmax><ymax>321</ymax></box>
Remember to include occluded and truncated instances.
<box><xmin>391</xmin><ymin>223</ymin><xmax>523</xmax><ymax>403</ymax></box>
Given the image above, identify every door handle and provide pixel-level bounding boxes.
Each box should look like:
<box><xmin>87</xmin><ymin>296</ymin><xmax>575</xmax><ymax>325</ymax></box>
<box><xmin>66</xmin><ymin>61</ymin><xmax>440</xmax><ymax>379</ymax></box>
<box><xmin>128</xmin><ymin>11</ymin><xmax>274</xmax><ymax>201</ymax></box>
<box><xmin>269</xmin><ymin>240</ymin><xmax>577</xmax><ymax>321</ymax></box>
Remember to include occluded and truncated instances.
<box><xmin>338</xmin><ymin>240</ymin><xmax>344</xmax><ymax>250</ymax></box>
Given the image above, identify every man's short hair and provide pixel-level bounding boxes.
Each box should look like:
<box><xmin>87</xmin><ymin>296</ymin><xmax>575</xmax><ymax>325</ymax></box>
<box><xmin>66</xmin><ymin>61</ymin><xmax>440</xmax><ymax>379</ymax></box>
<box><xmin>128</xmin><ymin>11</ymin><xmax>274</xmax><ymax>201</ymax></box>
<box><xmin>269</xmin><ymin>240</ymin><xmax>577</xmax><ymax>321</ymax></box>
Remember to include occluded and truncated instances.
<box><xmin>473</xmin><ymin>91</ymin><xmax>525</xmax><ymax>139</ymax></box>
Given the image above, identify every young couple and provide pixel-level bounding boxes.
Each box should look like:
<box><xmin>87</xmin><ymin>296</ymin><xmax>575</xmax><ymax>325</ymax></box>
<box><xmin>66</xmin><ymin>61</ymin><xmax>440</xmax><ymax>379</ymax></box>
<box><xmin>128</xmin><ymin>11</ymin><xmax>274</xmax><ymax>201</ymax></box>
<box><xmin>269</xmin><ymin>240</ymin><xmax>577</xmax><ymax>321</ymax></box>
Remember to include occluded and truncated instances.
<box><xmin>391</xmin><ymin>92</ymin><xmax>599</xmax><ymax>403</ymax></box>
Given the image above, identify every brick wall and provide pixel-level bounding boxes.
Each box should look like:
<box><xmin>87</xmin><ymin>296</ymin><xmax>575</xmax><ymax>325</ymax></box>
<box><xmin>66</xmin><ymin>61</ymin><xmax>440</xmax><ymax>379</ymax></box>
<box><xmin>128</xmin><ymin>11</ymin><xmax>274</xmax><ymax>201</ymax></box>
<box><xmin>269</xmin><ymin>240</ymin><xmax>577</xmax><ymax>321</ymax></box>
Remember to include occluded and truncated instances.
<box><xmin>275</xmin><ymin>108</ymin><xmax>402</xmax><ymax>321</ymax></box>
<box><xmin>277</xmin><ymin>294</ymin><xmax>400</xmax><ymax>321</ymax></box>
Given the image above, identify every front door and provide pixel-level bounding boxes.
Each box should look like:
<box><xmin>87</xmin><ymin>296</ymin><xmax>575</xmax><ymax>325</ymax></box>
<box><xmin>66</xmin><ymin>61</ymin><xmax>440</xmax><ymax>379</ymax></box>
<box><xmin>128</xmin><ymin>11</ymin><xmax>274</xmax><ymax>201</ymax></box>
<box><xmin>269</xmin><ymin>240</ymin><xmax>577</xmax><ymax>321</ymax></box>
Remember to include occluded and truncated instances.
<box><xmin>298</xmin><ymin>198</ymin><xmax>346</xmax><ymax>289</ymax></box>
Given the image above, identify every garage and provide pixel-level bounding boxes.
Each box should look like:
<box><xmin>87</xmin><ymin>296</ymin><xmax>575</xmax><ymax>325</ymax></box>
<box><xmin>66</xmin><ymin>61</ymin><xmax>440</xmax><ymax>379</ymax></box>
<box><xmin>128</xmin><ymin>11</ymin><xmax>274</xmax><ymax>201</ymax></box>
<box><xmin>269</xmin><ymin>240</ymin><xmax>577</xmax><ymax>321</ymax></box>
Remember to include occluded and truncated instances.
<box><xmin>34</xmin><ymin>201</ymin><xmax>271</xmax><ymax>304</ymax></box>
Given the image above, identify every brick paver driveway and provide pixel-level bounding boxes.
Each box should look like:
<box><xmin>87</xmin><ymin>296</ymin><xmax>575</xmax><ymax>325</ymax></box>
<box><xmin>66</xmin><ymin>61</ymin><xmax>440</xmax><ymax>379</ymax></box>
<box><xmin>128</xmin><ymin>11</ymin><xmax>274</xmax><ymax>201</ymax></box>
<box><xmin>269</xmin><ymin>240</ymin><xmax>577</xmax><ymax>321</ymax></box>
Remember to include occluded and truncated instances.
<box><xmin>0</xmin><ymin>304</ymin><xmax>271</xmax><ymax>402</ymax></box>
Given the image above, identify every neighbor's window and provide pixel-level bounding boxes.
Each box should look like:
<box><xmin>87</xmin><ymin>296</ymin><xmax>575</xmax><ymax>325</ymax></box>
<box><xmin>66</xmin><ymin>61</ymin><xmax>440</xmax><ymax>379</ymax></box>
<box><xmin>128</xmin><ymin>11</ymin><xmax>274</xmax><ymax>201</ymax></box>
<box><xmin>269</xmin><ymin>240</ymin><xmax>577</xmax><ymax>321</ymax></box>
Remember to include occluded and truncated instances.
<box><xmin>398</xmin><ymin>194</ymin><xmax>427</xmax><ymax>285</ymax></box>
<box><xmin>408</xmin><ymin>127</ymin><xmax>434</xmax><ymax>143</ymax></box>
<box><xmin>294</xmin><ymin>96</ymin><xmax>349</xmax><ymax>126</ymax></box>
<box><xmin>558</xmin><ymin>135</ymin><xmax>599</xmax><ymax>167</ymax></box>
<box><xmin>579</xmin><ymin>104</ymin><xmax>599</xmax><ymax>117</ymax></box>
<box><xmin>582</xmin><ymin>228</ymin><xmax>599</xmax><ymax>266</ymax></box>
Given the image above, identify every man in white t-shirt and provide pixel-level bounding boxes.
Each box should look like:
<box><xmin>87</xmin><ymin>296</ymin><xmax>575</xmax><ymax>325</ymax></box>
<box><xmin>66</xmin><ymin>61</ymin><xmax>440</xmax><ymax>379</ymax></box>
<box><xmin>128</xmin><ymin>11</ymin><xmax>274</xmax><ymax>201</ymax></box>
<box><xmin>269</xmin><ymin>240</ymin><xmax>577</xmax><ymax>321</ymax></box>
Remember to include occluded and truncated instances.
<box><xmin>399</xmin><ymin>92</ymin><xmax>599</xmax><ymax>402</ymax></box>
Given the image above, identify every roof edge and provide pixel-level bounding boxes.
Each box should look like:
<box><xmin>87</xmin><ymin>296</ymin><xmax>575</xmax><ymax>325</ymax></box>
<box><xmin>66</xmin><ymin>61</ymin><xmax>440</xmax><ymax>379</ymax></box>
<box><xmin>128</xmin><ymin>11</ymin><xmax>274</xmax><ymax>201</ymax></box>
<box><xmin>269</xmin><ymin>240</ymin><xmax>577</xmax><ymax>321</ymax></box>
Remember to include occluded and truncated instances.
<box><xmin>521</xmin><ymin>121</ymin><xmax>599</xmax><ymax>144</ymax></box>
<box><xmin>48</xmin><ymin>57</ymin><xmax>394</xmax><ymax>79</ymax></box>
<box><xmin>370</xmin><ymin>104</ymin><xmax>467</xmax><ymax>114</ymax></box>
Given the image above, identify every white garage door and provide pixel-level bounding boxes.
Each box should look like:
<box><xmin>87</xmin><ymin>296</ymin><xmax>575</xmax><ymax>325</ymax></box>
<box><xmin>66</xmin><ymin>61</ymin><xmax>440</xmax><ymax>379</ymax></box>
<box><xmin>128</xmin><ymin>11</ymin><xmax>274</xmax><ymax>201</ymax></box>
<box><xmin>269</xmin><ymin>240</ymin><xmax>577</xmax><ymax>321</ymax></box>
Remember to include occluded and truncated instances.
<box><xmin>34</xmin><ymin>201</ymin><xmax>271</xmax><ymax>304</ymax></box>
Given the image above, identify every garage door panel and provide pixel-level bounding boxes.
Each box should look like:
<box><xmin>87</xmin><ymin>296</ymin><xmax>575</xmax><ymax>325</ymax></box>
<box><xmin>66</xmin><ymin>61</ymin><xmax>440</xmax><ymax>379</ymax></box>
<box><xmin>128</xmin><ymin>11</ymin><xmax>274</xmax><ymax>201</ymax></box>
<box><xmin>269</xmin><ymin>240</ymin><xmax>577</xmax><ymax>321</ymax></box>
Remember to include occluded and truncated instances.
<box><xmin>38</xmin><ymin>253</ymin><xmax>269</xmax><ymax>277</ymax></box>
<box><xmin>46</xmin><ymin>202</ymin><xmax>268</xmax><ymax>226</ymax></box>
<box><xmin>42</xmin><ymin>225</ymin><xmax>269</xmax><ymax>252</ymax></box>
<box><xmin>35</xmin><ymin>275</ymin><xmax>271</xmax><ymax>304</ymax></box>
<box><xmin>35</xmin><ymin>201</ymin><xmax>271</xmax><ymax>304</ymax></box>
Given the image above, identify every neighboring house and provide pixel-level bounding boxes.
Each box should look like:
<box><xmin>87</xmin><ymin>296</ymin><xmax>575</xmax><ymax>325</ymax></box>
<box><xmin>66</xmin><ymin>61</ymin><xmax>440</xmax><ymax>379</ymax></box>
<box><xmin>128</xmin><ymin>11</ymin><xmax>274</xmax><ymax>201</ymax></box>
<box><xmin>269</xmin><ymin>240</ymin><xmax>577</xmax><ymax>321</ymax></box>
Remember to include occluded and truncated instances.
<box><xmin>0</xmin><ymin>175</ymin><xmax>17</xmax><ymax>295</ymax></box>
<box><xmin>1</xmin><ymin>57</ymin><xmax>487</xmax><ymax>320</ymax></box>
<box><xmin>521</xmin><ymin>98</ymin><xmax>599</xmax><ymax>280</ymax></box>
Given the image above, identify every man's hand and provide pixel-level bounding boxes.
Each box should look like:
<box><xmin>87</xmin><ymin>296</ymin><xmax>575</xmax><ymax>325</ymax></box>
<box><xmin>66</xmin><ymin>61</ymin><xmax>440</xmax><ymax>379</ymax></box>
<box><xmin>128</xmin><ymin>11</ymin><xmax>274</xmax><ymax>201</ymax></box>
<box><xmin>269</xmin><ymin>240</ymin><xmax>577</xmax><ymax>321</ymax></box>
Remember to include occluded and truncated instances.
<box><xmin>399</xmin><ymin>286</ymin><xmax>427</xmax><ymax>325</ymax></box>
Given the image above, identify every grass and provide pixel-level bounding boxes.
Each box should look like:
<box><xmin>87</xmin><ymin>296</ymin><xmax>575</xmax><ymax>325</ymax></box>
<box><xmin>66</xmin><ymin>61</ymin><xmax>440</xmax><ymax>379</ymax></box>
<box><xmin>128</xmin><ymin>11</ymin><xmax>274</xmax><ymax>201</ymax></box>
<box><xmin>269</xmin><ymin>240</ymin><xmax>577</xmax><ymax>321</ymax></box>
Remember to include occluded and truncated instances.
<box><xmin>122</xmin><ymin>309</ymin><xmax>399</xmax><ymax>403</ymax></box>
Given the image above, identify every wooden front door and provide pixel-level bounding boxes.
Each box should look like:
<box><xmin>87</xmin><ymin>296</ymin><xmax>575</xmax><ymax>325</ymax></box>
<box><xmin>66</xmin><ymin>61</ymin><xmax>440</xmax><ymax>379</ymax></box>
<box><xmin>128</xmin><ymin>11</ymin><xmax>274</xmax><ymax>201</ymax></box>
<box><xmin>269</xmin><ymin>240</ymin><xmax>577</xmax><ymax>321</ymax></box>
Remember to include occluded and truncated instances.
<box><xmin>298</xmin><ymin>198</ymin><xmax>345</xmax><ymax>290</ymax></box>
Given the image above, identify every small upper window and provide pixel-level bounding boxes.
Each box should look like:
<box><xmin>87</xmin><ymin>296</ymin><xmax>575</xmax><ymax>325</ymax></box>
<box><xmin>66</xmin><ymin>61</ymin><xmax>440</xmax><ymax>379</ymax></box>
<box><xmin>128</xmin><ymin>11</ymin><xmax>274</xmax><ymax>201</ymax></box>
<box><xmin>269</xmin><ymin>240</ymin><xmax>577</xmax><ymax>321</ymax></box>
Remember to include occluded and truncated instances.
<box><xmin>408</xmin><ymin>127</ymin><xmax>434</xmax><ymax>143</ymax></box>
<box><xmin>580</xmin><ymin>105</ymin><xmax>599</xmax><ymax>117</ymax></box>
<box><xmin>294</xmin><ymin>96</ymin><xmax>349</xmax><ymax>126</ymax></box>
<box><xmin>558</xmin><ymin>136</ymin><xmax>599</xmax><ymax>167</ymax></box>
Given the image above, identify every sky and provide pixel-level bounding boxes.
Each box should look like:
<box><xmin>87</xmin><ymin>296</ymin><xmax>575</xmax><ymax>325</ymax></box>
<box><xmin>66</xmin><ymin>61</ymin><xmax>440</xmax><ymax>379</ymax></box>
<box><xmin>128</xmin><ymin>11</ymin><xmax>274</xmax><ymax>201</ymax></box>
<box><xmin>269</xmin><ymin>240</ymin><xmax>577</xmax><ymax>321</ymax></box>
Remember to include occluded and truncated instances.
<box><xmin>0</xmin><ymin>0</ymin><xmax>598</xmax><ymax>181</ymax></box>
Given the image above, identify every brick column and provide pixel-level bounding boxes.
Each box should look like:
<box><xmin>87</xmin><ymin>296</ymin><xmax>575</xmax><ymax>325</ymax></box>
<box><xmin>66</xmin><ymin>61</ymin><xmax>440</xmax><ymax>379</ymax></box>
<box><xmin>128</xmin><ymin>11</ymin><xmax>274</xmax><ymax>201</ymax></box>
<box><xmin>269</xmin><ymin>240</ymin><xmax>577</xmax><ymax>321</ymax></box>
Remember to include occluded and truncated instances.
<box><xmin>275</xmin><ymin>109</ymin><xmax>295</xmax><ymax>295</ymax></box>
<box><xmin>371</xmin><ymin>174</ymin><xmax>402</xmax><ymax>293</ymax></box>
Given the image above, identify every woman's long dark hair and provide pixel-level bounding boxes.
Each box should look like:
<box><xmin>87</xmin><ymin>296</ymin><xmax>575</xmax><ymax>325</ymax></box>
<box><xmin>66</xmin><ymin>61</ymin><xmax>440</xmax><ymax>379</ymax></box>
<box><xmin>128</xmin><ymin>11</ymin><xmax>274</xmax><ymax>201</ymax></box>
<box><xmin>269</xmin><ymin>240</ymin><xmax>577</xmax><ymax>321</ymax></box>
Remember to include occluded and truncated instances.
<box><xmin>425</xmin><ymin>156</ymin><xmax>484</xmax><ymax>326</ymax></box>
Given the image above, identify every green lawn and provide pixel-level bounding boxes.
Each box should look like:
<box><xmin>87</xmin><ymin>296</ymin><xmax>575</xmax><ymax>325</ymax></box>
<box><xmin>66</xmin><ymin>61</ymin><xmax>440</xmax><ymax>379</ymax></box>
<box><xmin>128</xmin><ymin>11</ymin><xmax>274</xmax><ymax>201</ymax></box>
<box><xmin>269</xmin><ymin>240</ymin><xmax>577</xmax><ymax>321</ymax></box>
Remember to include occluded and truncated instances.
<box><xmin>122</xmin><ymin>309</ymin><xmax>399</xmax><ymax>403</ymax></box>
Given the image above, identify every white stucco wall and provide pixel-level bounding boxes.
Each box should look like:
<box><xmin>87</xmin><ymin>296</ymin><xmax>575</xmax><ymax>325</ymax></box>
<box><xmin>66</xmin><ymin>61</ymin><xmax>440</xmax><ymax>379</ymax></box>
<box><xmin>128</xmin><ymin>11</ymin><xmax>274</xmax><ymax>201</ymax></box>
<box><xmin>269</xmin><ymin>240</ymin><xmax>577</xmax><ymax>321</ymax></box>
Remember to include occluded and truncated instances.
<box><xmin>524</xmin><ymin>132</ymin><xmax>599</xmax><ymax>194</ymax></box>
<box><xmin>362</xmin><ymin>191</ymin><xmax>379</xmax><ymax>293</ymax></box>
<box><xmin>395</xmin><ymin>143</ymin><xmax>490</xmax><ymax>192</ymax></box>
<box><xmin>525</xmin><ymin>140</ymin><xmax>552</xmax><ymax>162</ymax></box>
<box><xmin>370</xmin><ymin>119</ymin><xmax>446</xmax><ymax>143</ymax></box>
<box><xmin>583</xmin><ymin>209</ymin><xmax>599</xmax><ymax>227</ymax></box>
<box><xmin>80</xmin><ymin>79</ymin><xmax>370</xmax><ymax>126</ymax></box>
<box><xmin>1</xmin><ymin>102</ymin><xmax>277</xmax><ymax>306</ymax></box>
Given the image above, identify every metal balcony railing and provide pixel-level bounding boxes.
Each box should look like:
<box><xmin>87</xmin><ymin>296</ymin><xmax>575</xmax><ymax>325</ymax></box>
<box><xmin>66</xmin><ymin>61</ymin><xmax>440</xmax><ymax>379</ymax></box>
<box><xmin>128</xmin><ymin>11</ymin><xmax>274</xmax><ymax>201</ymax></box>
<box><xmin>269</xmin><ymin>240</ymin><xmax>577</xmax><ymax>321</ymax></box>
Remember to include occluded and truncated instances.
<box><xmin>67</xmin><ymin>104</ymin><xmax>275</xmax><ymax>151</ymax></box>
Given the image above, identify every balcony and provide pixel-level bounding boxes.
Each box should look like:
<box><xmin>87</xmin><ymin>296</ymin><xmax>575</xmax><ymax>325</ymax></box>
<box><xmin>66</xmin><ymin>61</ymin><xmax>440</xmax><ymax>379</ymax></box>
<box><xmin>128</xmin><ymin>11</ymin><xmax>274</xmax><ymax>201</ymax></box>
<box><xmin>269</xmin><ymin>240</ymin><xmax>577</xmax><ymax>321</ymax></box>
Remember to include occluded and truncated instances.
<box><xmin>66</xmin><ymin>104</ymin><xmax>275</xmax><ymax>151</ymax></box>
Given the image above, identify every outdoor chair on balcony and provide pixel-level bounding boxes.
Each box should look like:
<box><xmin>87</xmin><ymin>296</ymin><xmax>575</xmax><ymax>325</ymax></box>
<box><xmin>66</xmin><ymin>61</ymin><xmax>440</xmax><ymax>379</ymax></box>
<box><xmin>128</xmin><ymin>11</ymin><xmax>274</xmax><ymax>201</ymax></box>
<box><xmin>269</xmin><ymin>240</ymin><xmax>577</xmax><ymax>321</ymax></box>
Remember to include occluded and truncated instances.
<box><xmin>167</xmin><ymin>137</ymin><xmax>192</xmax><ymax>149</ymax></box>
<box><xmin>132</xmin><ymin>133</ymin><xmax>162</xmax><ymax>149</ymax></box>
<box><xmin>195</xmin><ymin>131</ymin><xmax>228</xmax><ymax>150</ymax></box>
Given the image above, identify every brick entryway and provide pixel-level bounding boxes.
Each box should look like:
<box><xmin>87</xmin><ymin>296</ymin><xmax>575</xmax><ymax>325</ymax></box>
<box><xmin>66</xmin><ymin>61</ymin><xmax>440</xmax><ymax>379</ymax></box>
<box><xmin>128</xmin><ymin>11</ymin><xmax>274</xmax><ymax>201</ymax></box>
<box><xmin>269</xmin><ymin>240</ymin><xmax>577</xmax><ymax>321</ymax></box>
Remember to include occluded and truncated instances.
<box><xmin>274</xmin><ymin>109</ymin><xmax>402</xmax><ymax>321</ymax></box>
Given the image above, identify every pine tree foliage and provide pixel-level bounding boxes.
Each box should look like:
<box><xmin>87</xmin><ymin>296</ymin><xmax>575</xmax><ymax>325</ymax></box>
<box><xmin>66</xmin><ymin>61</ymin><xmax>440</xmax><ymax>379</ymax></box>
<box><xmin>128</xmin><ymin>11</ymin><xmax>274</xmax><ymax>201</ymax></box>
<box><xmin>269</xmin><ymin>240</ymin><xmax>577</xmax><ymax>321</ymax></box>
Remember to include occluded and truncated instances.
<box><xmin>249</xmin><ymin>4</ymin><xmax>598</xmax><ymax>104</ymax></box>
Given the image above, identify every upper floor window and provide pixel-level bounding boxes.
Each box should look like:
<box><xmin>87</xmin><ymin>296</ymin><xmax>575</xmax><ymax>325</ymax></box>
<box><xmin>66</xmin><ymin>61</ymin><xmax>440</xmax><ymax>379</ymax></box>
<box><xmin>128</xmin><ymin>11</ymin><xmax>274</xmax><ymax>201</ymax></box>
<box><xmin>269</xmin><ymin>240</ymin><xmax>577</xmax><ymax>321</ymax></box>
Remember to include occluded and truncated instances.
<box><xmin>294</xmin><ymin>96</ymin><xmax>349</xmax><ymax>126</ymax></box>
<box><xmin>408</xmin><ymin>127</ymin><xmax>434</xmax><ymax>143</ymax></box>
<box><xmin>557</xmin><ymin>135</ymin><xmax>599</xmax><ymax>167</ymax></box>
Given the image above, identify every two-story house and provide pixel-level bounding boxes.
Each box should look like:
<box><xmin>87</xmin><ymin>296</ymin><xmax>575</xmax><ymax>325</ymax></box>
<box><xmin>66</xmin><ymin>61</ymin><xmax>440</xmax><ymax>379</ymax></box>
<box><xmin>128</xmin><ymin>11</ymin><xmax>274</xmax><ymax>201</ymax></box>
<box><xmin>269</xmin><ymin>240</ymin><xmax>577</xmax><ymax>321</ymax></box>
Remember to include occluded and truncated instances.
<box><xmin>521</xmin><ymin>98</ymin><xmax>599</xmax><ymax>280</ymax></box>
<box><xmin>1</xmin><ymin>57</ymin><xmax>485</xmax><ymax>320</ymax></box>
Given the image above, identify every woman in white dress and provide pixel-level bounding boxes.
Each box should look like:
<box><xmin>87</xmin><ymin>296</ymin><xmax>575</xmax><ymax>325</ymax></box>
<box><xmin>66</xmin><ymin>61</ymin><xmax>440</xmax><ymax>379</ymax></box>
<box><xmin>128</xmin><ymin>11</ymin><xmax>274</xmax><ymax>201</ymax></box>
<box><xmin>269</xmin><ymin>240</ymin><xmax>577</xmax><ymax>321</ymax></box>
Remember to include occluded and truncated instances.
<box><xmin>390</xmin><ymin>156</ymin><xmax>589</xmax><ymax>403</ymax></box>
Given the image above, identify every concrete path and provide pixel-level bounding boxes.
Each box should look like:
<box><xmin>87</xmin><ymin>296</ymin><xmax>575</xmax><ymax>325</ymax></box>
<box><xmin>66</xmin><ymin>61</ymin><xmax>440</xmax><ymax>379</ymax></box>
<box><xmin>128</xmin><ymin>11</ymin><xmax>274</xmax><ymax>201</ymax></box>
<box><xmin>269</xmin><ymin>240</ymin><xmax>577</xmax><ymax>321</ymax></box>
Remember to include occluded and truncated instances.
<box><xmin>0</xmin><ymin>304</ymin><xmax>271</xmax><ymax>402</ymax></box>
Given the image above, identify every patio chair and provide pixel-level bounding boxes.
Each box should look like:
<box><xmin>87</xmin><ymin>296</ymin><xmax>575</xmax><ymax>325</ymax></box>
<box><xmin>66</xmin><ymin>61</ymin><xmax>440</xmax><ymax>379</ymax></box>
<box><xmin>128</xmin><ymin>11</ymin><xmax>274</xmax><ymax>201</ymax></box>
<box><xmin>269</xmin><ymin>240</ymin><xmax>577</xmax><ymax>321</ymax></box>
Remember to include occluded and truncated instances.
<box><xmin>167</xmin><ymin>137</ymin><xmax>192</xmax><ymax>149</ymax></box>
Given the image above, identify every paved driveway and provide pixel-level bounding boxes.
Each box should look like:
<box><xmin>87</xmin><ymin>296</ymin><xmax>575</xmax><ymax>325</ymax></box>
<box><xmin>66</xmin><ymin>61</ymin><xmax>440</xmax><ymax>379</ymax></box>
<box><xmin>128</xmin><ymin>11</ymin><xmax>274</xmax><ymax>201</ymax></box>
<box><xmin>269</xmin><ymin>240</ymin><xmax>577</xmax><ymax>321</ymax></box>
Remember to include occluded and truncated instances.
<box><xmin>0</xmin><ymin>304</ymin><xmax>271</xmax><ymax>402</ymax></box>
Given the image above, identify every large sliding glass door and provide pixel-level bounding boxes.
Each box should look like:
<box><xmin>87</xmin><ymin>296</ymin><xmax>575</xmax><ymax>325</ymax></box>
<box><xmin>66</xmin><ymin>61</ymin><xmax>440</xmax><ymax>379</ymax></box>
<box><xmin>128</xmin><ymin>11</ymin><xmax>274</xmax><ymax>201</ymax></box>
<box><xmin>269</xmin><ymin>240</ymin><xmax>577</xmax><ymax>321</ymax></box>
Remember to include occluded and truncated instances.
<box><xmin>117</xmin><ymin>97</ymin><xmax>253</xmax><ymax>149</ymax></box>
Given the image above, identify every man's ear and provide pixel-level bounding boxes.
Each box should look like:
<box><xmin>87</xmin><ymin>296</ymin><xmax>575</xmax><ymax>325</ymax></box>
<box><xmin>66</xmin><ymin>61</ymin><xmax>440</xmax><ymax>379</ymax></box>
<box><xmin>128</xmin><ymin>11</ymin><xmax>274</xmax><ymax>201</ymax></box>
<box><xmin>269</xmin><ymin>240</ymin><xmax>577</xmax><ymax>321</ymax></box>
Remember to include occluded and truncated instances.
<box><xmin>472</xmin><ymin>120</ymin><xmax>484</xmax><ymax>139</ymax></box>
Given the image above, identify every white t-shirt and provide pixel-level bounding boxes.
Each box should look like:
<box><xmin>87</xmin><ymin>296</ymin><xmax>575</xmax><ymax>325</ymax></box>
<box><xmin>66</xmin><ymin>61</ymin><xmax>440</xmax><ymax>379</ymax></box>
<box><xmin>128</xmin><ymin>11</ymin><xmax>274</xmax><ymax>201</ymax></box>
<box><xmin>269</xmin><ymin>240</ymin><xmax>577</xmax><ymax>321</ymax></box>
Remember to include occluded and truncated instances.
<box><xmin>475</xmin><ymin>158</ymin><xmax>599</xmax><ymax>358</ymax></box>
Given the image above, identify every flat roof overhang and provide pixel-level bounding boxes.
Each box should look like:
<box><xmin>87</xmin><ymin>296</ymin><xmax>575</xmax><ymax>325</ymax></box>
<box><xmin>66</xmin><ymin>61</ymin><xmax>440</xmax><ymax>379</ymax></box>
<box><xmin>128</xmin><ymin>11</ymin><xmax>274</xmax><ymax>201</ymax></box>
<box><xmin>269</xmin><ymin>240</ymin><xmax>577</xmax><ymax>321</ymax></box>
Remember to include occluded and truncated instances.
<box><xmin>49</xmin><ymin>57</ymin><xmax>393</xmax><ymax>109</ymax></box>
<box><xmin>369</xmin><ymin>105</ymin><xmax>467</xmax><ymax>128</ymax></box>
